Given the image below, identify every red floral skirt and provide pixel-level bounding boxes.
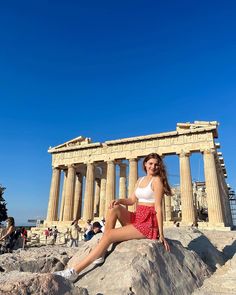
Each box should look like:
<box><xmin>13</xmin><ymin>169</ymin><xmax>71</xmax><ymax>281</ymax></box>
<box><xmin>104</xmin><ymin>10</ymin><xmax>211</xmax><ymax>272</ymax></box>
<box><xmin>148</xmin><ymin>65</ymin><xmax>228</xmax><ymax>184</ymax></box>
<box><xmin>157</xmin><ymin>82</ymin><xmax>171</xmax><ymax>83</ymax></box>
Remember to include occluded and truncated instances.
<box><xmin>130</xmin><ymin>205</ymin><xmax>159</xmax><ymax>240</ymax></box>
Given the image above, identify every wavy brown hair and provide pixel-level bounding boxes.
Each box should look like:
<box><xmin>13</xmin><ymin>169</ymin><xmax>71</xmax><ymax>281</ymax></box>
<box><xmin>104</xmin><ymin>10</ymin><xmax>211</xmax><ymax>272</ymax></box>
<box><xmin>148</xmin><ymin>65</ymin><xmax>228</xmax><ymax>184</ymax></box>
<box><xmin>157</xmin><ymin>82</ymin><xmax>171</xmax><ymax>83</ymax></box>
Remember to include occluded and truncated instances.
<box><xmin>143</xmin><ymin>153</ymin><xmax>172</xmax><ymax>196</ymax></box>
<box><xmin>6</xmin><ymin>217</ymin><xmax>15</xmax><ymax>228</ymax></box>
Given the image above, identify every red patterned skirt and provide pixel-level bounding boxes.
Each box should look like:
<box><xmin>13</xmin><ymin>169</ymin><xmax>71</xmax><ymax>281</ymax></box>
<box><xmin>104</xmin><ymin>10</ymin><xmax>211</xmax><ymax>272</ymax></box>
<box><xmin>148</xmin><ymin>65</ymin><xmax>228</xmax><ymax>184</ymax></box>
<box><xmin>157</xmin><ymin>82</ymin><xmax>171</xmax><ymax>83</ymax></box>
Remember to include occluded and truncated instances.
<box><xmin>130</xmin><ymin>205</ymin><xmax>159</xmax><ymax>240</ymax></box>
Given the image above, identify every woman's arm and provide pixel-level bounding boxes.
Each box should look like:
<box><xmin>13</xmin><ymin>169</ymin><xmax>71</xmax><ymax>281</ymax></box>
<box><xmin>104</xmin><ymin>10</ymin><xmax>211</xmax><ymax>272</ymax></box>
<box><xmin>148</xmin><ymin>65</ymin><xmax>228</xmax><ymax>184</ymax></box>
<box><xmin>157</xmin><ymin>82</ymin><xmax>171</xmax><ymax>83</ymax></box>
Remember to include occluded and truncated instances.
<box><xmin>153</xmin><ymin>177</ymin><xmax>170</xmax><ymax>251</ymax></box>
<box><xmin>0</xmin><ymin>226</ymin><xmax>14</xmax><ymax>241</ymax></box>
<box><xmin>109</xmin><ymin>178</ymin><xmax>141</xmax><ymax>208</ymax></box>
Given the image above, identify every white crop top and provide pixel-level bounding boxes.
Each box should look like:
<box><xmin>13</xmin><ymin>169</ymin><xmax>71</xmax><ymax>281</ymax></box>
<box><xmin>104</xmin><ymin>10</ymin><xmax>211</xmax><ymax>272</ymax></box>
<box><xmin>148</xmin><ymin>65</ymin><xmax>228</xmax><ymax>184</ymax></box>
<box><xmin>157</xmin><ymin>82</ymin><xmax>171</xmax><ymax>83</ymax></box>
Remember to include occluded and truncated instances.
<box><xmin>135</xmin><ymin>177</ymin><xmax>155</xmax><ymax>203</ymax></box>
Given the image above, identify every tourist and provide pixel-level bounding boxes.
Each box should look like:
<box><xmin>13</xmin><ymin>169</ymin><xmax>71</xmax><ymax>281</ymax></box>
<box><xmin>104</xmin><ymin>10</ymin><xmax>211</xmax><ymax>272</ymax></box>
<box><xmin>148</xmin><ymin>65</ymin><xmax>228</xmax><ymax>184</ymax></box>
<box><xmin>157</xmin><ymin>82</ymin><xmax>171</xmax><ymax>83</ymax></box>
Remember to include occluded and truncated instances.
<box><xmin>84</xmin><ymin>221</ymin><xmax>103</xmax><ymax>241</ymax></box>
<box><xmin>83</xmin><ymin>219</ymin><xmax>92</xmax><ymax>240</ymax></box>
<box><xmin>21</xmin><ymin>227</ymin><xmax>28</xmax><ymax>249</ymax></box>
<box><xmin>54</xmin><ymin>153</ymin><xmax>171</xmax><ymax>282</ymax></box>
<box><xmin>52</xmin><ymin>226</ymin><xmax>58</xmax><ymax>245</ymax></box>
<box><xmin>44</xmin><ymin>228</ymin><xmax>50</xmax><ymax>245</ymax></box>
<box><xmin>69</xmin><ymin>220</ymin><xmax>81</xmax><ymax>247</ymax></box>
<box><xmin>0</xmin><ymin>217</ymin><xmax>16</xmax><ymax>253</ymax></box>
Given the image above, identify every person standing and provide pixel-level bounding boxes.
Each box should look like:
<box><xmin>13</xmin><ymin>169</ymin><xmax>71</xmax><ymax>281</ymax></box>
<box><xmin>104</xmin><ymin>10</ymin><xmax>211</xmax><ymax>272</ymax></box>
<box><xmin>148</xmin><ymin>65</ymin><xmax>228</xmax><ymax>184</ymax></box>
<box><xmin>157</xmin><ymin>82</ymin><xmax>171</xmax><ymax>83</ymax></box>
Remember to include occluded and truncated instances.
<box><xmin>69</xmin><ymin>220</ymin><xmax>81</xmax><ymax>247</ymax></box>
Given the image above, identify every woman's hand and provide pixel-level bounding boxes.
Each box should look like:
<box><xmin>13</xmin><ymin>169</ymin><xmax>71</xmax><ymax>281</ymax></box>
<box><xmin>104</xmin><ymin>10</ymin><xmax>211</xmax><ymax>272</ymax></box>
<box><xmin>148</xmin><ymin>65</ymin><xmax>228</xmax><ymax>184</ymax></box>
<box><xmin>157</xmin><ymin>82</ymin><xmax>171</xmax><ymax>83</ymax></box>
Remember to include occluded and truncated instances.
<box><xmin>108</xmin><ymin>200</ymin><xmax>120</xmax><ymax>209</ymax></box>
<box><xmin>159</xmin><ymin>235</ymin><xmax>170</xmax><ymax>252</ymax></box>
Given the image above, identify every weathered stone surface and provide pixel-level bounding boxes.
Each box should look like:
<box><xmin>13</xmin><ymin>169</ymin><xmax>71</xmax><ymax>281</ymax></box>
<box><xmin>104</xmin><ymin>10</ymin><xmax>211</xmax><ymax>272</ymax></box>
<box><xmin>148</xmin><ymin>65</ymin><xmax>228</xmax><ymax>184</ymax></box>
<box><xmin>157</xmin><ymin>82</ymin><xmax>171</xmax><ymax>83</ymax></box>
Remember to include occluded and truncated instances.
<box><xmin>1</xmin><ymin>229</ymin><xmax>235</xmax><ymax>295</ymax></box>
<box><xmin>0</xmin><ymin>245</ymin><xmax>77</xmax><ymax>273</ymax></box>
<box><xmin>193</xmin><ymin>253</ymin><xmax>236</xmax><ymax>295</ymax></box>
<box><xmin>0</xmin><ymin>271</ymin><xmax>87</xmax><ymax>295</ymax></box>
<box><xmin>164</xmin><ymin>227</ymin><xmax>225</xmax><ymax>270</ymax></box>
<box><xmin>68</xmin><ymin>234</ymin><xmax>211</xmax><ymax>295</ymax></box>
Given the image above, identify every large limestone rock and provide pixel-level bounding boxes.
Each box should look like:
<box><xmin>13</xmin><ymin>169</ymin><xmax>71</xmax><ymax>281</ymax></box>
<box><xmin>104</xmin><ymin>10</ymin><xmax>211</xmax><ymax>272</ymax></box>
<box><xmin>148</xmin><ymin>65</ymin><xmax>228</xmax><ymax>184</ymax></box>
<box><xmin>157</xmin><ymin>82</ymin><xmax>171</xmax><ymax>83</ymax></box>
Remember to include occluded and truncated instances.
<box><xmin>0</xmin><ymin>245</ymin><xmax>78</xmax><ymax>273</ymax></box>
<box><xmin>68</xmin><ymin>234</ymin><xmax>211</xmax><ymax>295</ymax></box>
<box><xmin>164</xmin><ymin>227</ymin><xmax>225</xmax><ymax>270</ymax></box>
<box><xmin>193</xmin><ymin>253</ymin><xmax>236</xmax><ymax>295</ymax></box>
<box><xmin>0</xmin><ymin>271</ymin><xmax>87</xmax><ymax>295</ymax></box>
<box><xmin>1</xmin><ymin>228</ymin><xmax>233</xmax><ymax>295</ymax></box>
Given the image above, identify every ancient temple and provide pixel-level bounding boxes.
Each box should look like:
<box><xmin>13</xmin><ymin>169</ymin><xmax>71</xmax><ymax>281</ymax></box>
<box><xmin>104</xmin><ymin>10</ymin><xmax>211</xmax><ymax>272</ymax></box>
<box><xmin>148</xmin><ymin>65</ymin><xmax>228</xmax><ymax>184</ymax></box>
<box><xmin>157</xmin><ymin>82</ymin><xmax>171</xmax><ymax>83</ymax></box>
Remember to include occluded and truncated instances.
<box><xmin>45</xmin><ymin>121</ymin><xmax>233</xmax><ymax>230</ymax></box>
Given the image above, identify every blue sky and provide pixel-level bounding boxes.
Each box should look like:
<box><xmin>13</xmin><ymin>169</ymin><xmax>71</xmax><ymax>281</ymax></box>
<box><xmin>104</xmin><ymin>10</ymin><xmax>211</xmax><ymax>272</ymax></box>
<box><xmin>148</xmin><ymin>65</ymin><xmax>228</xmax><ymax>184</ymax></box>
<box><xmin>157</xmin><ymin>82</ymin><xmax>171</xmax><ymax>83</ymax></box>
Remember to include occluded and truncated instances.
<box><xmin>0</xmin><ymin>1</ymin><xmax>235</xmax><ymax>225</ymax></box>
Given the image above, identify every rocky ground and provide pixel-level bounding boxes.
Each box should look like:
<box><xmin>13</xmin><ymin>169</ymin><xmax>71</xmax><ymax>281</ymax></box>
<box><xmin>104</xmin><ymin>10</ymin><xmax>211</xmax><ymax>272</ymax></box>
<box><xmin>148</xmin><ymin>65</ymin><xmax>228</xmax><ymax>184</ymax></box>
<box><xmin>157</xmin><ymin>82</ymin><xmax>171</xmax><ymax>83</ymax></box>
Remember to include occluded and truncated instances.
<box><xmin>0</xmin><ymin>228</ymin><xmax>235</xmax><ymax>295</ymax></box>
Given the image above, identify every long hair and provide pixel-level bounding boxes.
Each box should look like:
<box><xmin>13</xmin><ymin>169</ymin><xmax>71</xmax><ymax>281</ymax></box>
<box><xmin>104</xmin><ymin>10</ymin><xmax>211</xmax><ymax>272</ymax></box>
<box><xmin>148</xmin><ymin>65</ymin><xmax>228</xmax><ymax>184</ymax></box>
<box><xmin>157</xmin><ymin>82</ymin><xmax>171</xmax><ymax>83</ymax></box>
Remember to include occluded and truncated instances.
<box><xmin>6</xmin><ymin>217</ymin><xmax>15</xmax><ymax>228</ymax></box>
<box><xmin>143</xmin><ymin>153</ymin><xmax>172</xmax><ymax>196</ymax></box>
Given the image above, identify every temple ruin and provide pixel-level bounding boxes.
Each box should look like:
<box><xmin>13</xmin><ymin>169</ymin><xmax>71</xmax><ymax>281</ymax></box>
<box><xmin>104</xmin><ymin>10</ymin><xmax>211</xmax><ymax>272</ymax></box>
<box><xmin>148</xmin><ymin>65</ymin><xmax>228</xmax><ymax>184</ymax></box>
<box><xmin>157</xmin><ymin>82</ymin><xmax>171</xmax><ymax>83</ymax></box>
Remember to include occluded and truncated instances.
<box><xmin>45</xmin><ymin>121</ymin><xmax>233</xmax><ymax>230</ymax></box>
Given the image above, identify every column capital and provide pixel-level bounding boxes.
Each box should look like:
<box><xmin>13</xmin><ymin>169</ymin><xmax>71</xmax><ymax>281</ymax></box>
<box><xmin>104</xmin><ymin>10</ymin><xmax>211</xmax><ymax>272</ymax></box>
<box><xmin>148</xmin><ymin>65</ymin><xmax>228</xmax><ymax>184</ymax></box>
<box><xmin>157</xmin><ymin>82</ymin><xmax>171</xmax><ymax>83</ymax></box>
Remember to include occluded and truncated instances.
<box><xmin>202</xmin><ymin>148</ymin><xmax>216</xmax><ymax>155</ymax></box>
<box><xmin>52</xmin><ymin>166</ymin><xmax>60</xmax><ymax>170</ymax></box>
<box><xmin>178</xmin><ymin>150</ymin><xmax>191</xmax><ymax>158</ymax></box>
<box><xmin>67</xmin><ymin>164</ymin><xmax>76</xmax><ymax>169</ymax></box>
<box><xmin>127</xmin><ymin>158</ymin><xmax>138</xmax><ymax>162</ymax></box>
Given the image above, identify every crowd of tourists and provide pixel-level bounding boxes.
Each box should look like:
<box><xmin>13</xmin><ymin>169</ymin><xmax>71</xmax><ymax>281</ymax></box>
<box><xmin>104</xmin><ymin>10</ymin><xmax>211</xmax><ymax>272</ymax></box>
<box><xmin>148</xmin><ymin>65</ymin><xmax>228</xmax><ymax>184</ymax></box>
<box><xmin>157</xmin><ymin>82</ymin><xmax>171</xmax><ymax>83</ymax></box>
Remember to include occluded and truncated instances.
<box><xmin>0</xmin><ymin>216</ymin><xmax>106</xmax><ymax>254</ymax></box>
<box><xmin>43</xmin><ymin>218</ymin><xmax>105</xmax><ymax>246</ymax></box>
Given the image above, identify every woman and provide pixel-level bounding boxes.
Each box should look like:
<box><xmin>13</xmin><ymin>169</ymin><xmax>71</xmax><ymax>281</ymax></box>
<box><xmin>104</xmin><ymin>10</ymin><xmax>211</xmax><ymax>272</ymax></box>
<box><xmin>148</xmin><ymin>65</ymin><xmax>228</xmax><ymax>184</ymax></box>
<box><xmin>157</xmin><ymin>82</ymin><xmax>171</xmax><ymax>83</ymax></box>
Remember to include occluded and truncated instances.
<box><xmin>55</xmin><ymin>153</ymin><xmax>172</xmax><ymax>281</ymax></box>
<box><xmin>0</xmin><ymin>217</ymin><xmax>15</xmax><ymax>252</ymax></box>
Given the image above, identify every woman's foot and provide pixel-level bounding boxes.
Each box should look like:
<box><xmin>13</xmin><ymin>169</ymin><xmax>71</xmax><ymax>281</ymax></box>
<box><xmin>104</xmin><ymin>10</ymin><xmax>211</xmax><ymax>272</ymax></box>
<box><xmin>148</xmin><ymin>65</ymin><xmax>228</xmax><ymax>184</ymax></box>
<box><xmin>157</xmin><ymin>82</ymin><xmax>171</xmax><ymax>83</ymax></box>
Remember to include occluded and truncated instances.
<box><xmin>54</xmin><ymin>268</ymin><xmax>79</xmax><ymax>282</ymax></box>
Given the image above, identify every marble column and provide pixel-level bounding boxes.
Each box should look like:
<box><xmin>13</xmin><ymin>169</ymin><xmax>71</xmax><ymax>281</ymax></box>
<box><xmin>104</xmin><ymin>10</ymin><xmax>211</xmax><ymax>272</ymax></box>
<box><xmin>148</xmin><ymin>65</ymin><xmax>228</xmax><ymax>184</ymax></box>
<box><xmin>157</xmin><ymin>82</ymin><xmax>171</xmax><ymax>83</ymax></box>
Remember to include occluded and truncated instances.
<box><xmin>83</xmin><ymin>163</ymin><xmax>95</xmax><ymax>220</ymax></box>
<box><xmin>94</xmin><ymin>178</ymin><xmax>101</xmax><ymax>217</ymax></box>
<box><xmin>179</xmin><ymin>151</ymin><xmax>195</xmax><ymax>225</ymax></box>
<box><xmin>63</xmin><ymin>165</ymin><xmax>76</xmax><ymax>221</ymax></box>
<box><xmin>119</xmin><ymin>163</ymin><xmax>127</xmax><ymax>199</ymax></box>
<box><xmin>217</xmin><ymin>161</ymin><xmax>232</xmax><ymax>226</ymax></box>
<box><xmin>128</xmin><ymin>158</ymin><xmax>138</xmax><ymax>212</ymax></box>
<box><xmin>203</xmin><ymin>149</ymin><xmax>224</xmax><ymax>225</ymax></box>
<box><xmin>99</xmin><ymin>177</ymin><xmax>107</xmax><ymax>218</ymax></box>
<box><xmin>162</xmin><ymin>196</ymin><xmax>166</xmax><ymax>222</ymax></box>
<box><xmin>73</xmin><ymin>173</ymin><xmax>83</xmax><ymax>220</ymax></box>
<box><xmin>59</xmin><ymin>170</ymin><xmax>67</xmax><ymax>221</ymax></box>
<box><xmin>164</xmin><ymin>194</ymin><xmax>172</xmax><ymax>221</ymax></box>
<box><xmin>105</xmin><ymin>161</ymin><xmax>116</xmax><ymax>213</ymax></box>
<box><xmin>46</xmin><ymin>167</ymin><xmax>61</xmax><ymax>221</ymax></box>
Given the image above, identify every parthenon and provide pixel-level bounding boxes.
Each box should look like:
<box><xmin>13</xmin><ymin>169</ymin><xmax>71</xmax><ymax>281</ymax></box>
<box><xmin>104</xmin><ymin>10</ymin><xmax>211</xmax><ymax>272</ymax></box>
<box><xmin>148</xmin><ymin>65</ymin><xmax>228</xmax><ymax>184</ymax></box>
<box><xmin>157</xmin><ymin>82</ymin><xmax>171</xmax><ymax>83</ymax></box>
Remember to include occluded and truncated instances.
<box><xmin>45</xmin><ymin>121</ymin><xmax>233</xmax><ymax>230</ymax></box>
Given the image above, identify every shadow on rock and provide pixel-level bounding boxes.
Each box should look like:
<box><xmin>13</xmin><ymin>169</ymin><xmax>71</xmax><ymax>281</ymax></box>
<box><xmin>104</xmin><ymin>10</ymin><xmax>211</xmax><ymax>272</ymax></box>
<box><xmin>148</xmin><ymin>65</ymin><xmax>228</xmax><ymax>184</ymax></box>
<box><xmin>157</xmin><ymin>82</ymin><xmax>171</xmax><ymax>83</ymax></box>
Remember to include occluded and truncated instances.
<box><xmin>188</xmin><ymin>233</ymin><xmax>225</xmax><ymax>271</ymax></box>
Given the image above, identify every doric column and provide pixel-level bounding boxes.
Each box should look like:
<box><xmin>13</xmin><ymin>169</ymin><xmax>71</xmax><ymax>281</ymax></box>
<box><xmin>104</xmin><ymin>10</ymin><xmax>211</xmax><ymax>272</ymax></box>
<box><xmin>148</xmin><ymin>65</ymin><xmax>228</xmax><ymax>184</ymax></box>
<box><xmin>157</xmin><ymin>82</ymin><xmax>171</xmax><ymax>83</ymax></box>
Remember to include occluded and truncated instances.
<box><xmin>99</xmin><ymin>177</ymin><xmax>107</xmax><ymax>218</ymax></box>
<box><xmin>105</xmin><ymin>161</ymin><xmax>116</xmax><ymax>212</ymax></box>
<box><xmin>164</xmin><ymin>194</ymin><xmax>172</xmax><ymax>221</ymax></box>
<box><xmin>73</xmin><ymin>173</ymin><xmax>83</xmax><ymax>220</ymax></box>
<box><xmin>63</xmin><ymin>165</ymin><xmax>76</xmax><ymax>221</ymax></box>
<box><xmin>83</xmin><ymin>163</ymin><xmax>95</xmax><ymax>220</ymax></box>
<box><xmin>94</xmin><ymin>178</ymin><xmax>101</xmax><ymax>217</ymax></box>
<box><xmin>216</xmin><ymin>160</ymin><xmax>232</xmax><ymax>226</ymax></box>
<box><xmin>179</xmin><ymin>151</ymin><xmax>195</xmax><ymax>225</ymax></box>
<box><xmin>128</xmin><ymin>158</ymin><xmax>138</xmax><ymax>212</ymax></box>
<box><xmin>203</xmin><ymin>149</ymin><xmax>224</xmax><ymax>225</ymax></box>
<box><xmin>59</xmin><ymin>170</ymin><xmax>67</xmax><ymax>221</ymax></box>
<box><xmin>162</xmin><ymin>195</ymin><xmax>166</xmax><ymax>221</ymax></box>
<box><xmin>46</xmin><ymin>167</ymin><xmax>61</xmax><ymax>221</ymax></box>
<box><xmin>119</xmin><ymin>163</ymin><xmax>127</xmax><ymax>199</ymax></box>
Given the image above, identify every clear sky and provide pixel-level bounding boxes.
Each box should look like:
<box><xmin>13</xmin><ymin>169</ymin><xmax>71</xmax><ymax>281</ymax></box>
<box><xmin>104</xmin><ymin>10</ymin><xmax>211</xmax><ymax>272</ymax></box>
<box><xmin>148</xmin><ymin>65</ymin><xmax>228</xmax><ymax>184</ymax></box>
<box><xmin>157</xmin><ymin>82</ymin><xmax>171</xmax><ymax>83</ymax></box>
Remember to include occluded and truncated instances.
<box><xmin>0</xmin><ymin>1</ymin><xmax>235</xmax><ymax>226</ymax></box>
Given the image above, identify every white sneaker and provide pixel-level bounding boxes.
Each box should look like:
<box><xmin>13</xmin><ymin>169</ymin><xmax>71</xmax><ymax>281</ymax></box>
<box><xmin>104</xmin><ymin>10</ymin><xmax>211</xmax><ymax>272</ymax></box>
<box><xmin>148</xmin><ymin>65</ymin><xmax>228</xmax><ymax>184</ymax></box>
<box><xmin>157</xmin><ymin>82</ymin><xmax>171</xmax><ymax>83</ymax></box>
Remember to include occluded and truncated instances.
<box><xmin>93</xmin><ymin>255</ymin><xmax>105</xmax><ymax>265</ymax></box>
<box><xmin>54</xmin><ymin>268</ymin><xmax>78</xmax><ymax>282</ymax></box>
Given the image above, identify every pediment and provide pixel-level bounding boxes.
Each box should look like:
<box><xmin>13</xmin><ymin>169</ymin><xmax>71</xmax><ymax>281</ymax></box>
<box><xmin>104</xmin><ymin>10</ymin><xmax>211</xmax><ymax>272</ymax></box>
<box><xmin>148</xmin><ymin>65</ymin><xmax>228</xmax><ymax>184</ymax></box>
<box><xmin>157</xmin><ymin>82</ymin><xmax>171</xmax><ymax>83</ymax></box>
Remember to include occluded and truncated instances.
<box><xmin>49</xmin><ymin>136</ymin><xmax>92</xmax><ymax>151</ymax></box>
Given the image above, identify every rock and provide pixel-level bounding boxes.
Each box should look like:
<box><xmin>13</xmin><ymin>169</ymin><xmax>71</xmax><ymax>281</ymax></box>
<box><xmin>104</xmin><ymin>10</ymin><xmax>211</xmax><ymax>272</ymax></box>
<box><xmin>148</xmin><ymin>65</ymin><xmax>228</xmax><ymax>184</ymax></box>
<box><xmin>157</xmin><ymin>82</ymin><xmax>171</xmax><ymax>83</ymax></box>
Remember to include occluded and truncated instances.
<box><xmin>0</xmin><ymin>245</ymin><xmax>78</xmax><ymax>273</ymax></box>
<box><xmin>70</xmin><ymin>237</ymin><xmax>211</xmax><ymax>295</ymax></box>
<box><xmin>1</xmin><ymin>229</ymin><xmax>234</xmax><ymax>295</ymax></box>
<box><xmin>0</xmin><ymin>271</ymin><xmax>87</xmax><ymax>295</ymax></box>
<box><xmin>193</xmin><ymin>253</ymin><xmax>236</xmax><ymax>295</ymax></box>
<box><xmin>164</xmin><ymin>227</ymin><xmax>225</xmax><ymax>271</ymax></box>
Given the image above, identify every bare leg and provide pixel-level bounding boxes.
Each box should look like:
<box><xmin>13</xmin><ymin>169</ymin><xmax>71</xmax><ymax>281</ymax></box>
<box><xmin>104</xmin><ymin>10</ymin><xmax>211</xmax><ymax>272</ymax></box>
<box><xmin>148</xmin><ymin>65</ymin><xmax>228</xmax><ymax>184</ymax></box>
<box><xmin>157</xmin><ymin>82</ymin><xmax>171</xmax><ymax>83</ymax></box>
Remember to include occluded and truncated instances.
<box><xmin>73</xmin><ymin>224</ymin><xmax>145</xmax><ymax>273</ymax></box>
<box><xmin>104</xmin><ymin>204</ymin><xmax>133</xmax><ymax>232</ymax></box>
